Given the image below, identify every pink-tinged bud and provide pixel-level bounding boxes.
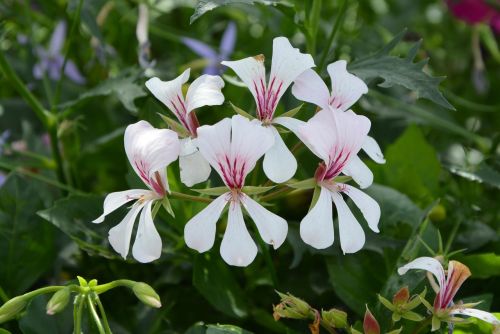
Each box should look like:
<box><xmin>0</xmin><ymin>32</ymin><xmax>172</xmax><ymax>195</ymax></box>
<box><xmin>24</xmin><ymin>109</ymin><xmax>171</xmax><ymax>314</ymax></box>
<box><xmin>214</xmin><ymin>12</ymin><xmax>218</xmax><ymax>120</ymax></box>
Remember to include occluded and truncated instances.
<box><xmin>363</xmin><ymin>306</ymin><xmax>380</xmax><ymax>334</ymax></box>
<box><xmin>393</xmin><ymin>287</ymin><xmax>410</xmax><ymax>306</ymax></box>
<box><xmin>46</xmin><ymin>288</ymin><xmax>71</xmax><ymax>315</ymax></box>
<box><xmin>132</xmin><ymin>282</ymin><xmax>161</xmax><ymax>308</ymax></box>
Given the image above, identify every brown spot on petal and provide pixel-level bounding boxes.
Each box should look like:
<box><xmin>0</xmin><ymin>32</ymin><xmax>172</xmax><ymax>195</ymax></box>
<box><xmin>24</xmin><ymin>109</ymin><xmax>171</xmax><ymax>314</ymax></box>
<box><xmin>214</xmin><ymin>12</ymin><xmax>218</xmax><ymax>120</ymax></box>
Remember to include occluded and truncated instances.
<box><xmin>254</xmin><ymin>54</ymin><xmax>265</xmax><ymax>62</ymax></box>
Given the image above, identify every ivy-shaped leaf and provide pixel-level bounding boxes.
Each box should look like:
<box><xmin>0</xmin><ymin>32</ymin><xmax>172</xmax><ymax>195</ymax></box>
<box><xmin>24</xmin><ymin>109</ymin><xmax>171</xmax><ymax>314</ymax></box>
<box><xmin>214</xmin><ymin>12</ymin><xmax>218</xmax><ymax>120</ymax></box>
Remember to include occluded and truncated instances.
<box><xmin>349</xmin><ymin>30</ymin><xmax>454</xmax><ymax>110</ymax></box>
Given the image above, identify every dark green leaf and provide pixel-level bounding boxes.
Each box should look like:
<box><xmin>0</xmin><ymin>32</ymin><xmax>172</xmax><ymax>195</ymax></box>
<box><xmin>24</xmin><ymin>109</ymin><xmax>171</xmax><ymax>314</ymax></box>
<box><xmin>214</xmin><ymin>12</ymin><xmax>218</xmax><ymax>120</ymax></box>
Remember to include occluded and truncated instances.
<box><xmin>206</xmin><ymin>324</ymin><xmax>253</xmax><ymax>334</ymax></box>
<box><xmin>0</xmin><ymin>175</ymin><xmax>56</xmax><ymax>295</ymax></box>
<box><xmin>193</xmin><ymin>253</ymin><xmax>249</xmax><ymax>318</ymax></box>
<box><xmin>447</xmin><ymin>162</ymin><xmax>500</xmax><ymax>189</ymax></box>
<box><xmin>18</xmin><ymin>295</ymin><xmax>73</xmax><ymax>334</ymax></box>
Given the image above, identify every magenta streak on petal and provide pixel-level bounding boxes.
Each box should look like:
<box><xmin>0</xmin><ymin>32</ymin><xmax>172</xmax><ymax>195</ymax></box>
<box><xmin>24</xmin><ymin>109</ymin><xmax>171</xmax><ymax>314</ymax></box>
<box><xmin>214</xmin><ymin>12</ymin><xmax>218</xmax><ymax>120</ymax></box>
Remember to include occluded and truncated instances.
<box><xmin>323</xmin><ymin>145</ymin><xmax>351</xmax><ymax>180</ymax></box>
<box><xmin>134</xmin><ymin>159</ymin><xmax>165</xmax><ymax>196</ymax></box>
<box><xmin>217</xmin><ymin>154</ymin><xmax>246</xmax><ymax>189</ymax></box>
<box><xmin>329</xmin><ymin>95</ymin><xmax>344</xmax><ymax>110</ymax></box>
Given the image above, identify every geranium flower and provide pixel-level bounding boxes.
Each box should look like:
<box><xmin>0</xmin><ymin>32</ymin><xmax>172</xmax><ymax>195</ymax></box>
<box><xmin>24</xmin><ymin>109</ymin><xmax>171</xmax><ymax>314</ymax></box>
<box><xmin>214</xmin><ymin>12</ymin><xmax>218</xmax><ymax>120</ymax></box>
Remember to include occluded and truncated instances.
<box><xmin>183</xmin><ymin>22</ymin><xmax>237</xmax><ymax>75</ymax></box>
<box><xmin>221</xmin><ymin>37</ymin><xmax>315</xmax><ymax>183</ymax></box>
<box><xmin>292</xmin><ymin>61</ymin><xmax>385</xmax><ymax>188</ymax></box>
<box><xmin>398</xmin><ymin>257</ymin><xmax>500</xmax><ymax>330</ymax></box>
<box><xmin>184</xmin><ymin>115</ymin><xmax>288</xmax><ymax>267</ymax></box>
<box><xmin>33</xmin><ymin>21</ymin><xmax>86</xmax><ymax>84</ymax></box>
<box><xmin>298</xmin><ymin>110</ymin><xmax>380</xmax><ymax>253</ymax></box>
<box><xmin>93</xmin><ymin>121</ymin><xmax>180</xmax><ymax>263</ymax></box>
<box><xmin>446</xmin><ymin>0</ymin><xmax>500</xmax><ymax>33</ymax></box>
<box><xmin>145</xmin><ymin>68</ymin><xmax>224</xmax><ymax>187</ymax></box>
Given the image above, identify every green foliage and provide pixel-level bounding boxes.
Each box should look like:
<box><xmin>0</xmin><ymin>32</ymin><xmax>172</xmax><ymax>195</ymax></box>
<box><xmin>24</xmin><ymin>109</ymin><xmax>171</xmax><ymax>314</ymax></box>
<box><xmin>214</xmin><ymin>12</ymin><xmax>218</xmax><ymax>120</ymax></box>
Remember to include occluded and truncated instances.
<box><xmin>456</xmin><ymin>253</ymin><xmax>500</xmax><ymax>279</ymax></box>
<box><xmin>447</xmin><ymin>162</ymin><xmax>500</xmax><ymax>190</ymax></box>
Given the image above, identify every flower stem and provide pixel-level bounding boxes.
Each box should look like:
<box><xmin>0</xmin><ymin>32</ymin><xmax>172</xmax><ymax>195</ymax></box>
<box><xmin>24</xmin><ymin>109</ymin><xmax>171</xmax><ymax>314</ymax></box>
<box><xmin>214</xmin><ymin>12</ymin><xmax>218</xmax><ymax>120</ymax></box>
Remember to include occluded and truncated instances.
<box><xmin>306</xmin><ymin>0</ymin><xmax>322</xmax><ymax>55</ymax></box>
<box><xmin>94</xmin><ymin>294</ymin><xmax>112</xmax><ymax>334</ymax></box>
<box><xmin>170</xmin><ymin>191</ymin><xmax>212</xmax><ymax>203</ymax></box>
<box><xmin>444</xmin><ymin>218</ymin><xmax>463</xmax><ymax>255</ymax></box>
<box><xmin>92</xmin><ymin>279</ymin><xmax>136</xmax><ymax>294</ymax></box>
<box><xmin>86</xmin><ymin>294</ymin><xmax>106</xmax><ymax>334</ymax></box>
<box><xmin>73</xmin><ymin>295</ymin><xmax>85</xmax><ymax>334</ymax></box>
<box><xmin>318</xmin><ymin>0</ymin><xmax>348</xmax><ymax>72</ymax></box>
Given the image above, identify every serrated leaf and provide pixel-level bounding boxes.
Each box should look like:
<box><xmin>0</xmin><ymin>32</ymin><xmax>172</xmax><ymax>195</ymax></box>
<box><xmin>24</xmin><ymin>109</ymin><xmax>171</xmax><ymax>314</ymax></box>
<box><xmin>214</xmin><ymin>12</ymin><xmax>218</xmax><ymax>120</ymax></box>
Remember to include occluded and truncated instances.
<box><xmin>190</xmin><ymin>0</ymin><xmax>292</xmax><ymax>24</ymax></box>
<box><xmin>191</xmin><ymin>186</ymin><xmax>229</xmax><ymax>196</ymax></box>
<box><xmin>242</xmin><ymin>185</ymin><xmax>274</xmax><ymax>195</ymax></box>
<box><xmin>158</xmin><ymin>113</ymin><xmax>190</xmax><ymax>137</ymax></box>
<box><xmin>229</xmin><ymin>102</ymin><xmax>255</xmax><ymax>120</ymax></box>
<box><xmin>349</xmin><ymin>31</ymin><xmax>454</xmax><ymax>110</ymax></box>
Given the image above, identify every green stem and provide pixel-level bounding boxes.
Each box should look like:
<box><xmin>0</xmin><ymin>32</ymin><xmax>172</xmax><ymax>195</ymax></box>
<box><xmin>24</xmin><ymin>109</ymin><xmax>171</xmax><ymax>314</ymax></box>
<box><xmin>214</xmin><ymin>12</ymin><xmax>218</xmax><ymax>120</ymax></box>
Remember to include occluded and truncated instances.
<box><xmin>87</xmin><ymin>294</ymin><xmax>106</xmax><ymax>334</ymax></box>
<box><xmin>0</xmin><ymin>49</ymin><xmax>50</xmax><ymax>127</ymax></box>
<box><xmin>94</xmin><ymin>294</ymin><xmax>112</xmax><ymax>334</ymax></box>
<box><xmin>73</xmin><ymin>295</ymin><xmax>85</xmax><ymax>334</ymax></box>
<box><xmin>257</xmin><ymin>236</ymin><xmax>279</xmax><ymax>288</ymax></box>
<box><xmin>0</xmin><ymin>287</ymin><xmax>9</xmax><ymax>303</ymax></box>
<box><xmin>444</xmin><ymin>219</ymin><xmax>462</xmax><ymax>255</ymax></box>
<box><xmin>93</xmin><ymin>279</ymin><xmax>136</xmax><ymax>294</ymax></box>
<box><xmin>306</xmin><ymin>0</ymin><xmax>322</xmax><ymax>55</ymax></box>
<box><xmin>259</xmin><ymin>185</ymin><xmax>295</xmax><ymax>202</ymax></box>
<box><xmin>318</xmin><ymin>0</ymin><xmax>348</xmax><ymax>72</ymax></box>
<box><xmin>53</xmin><ymin>0</ymin><xmax>84</xmax><ymax>109</ymax></box>
<box><xmin>170</xmin><ymin>191</ymin><xmax>212</xmax><ymax>203</ymax></box>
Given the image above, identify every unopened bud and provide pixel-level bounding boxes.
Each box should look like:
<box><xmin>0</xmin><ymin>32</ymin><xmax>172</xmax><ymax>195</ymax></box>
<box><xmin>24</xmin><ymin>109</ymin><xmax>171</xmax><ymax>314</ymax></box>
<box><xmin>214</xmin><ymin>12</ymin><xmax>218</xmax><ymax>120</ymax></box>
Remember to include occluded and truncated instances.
<box><xmin>429</xmin><ymin>204</ymin><xmax>446</xmax><ymax>222</ymax></box>
<box><xmin>363</xmin><ymin>306</ymin><xmax>380</xmax><ymax>334</ymax></box>
<box><xmin>321</xmin><ymin>308</ymin><xmax>348</xmax><ymax>329</ymax></box>
<box><xmin>393</xmin><ymin>287</ymin><xmax>410</xmax><ymax>306</ymax></box>
<box><xmin>46</xmin><ymin>288</ymin><xmax>71</xmax><ymax>315</ymax></box>
<box><xmin>132</xmin><ymin>282</ymin><xmax>161</xmax><ymax>308</ymax></box>
<box><xmin>0</xmin><ymin>296</ymin><xmax>28</xmax><ymax>324</ymax></box>
<box><xmin>273</xmin><ymin>292</ymin><xmax>312</xmax><ymax>321</ymax></box>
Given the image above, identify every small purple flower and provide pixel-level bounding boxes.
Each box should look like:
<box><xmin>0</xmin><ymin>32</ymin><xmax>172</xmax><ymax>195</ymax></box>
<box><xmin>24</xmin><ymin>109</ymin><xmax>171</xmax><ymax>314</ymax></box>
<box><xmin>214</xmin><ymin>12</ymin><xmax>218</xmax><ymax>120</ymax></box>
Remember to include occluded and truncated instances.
<box><xmin>33</xmin><ymin>21</ymin><xmax>86</xmax><ymax>84</ymax></box>
<box><xmin>182</xmin><ymin>22</ymin><xmax>237</xmax><ymax>75</ymax></box>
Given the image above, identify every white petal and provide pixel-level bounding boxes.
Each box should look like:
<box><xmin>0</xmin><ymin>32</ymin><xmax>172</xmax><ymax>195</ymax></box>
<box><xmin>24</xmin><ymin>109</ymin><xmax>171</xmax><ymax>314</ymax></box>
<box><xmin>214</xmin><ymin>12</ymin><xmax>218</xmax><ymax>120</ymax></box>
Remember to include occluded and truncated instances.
<box><xmin>300</xmin><ymin>186</ymin><xmax>334</xmax><ymax>249</ymax></box>
<box><xmin>179</xmin><ymin>150</ymin><xmax>212</xmax><ymax>187</ymax></box>
<box><xmin>397</xmin><ymin>257</ymin><xmax>446</xmax><ymax>291</ymax></box>
<box><xmin>132</xmin><ymin>200</ymin><xmax>162</xmax><ymax>263</ymax></box>
<box><xmin>327</xmin><ymin>60</ymin><xmax>368</xmax><ymax>111</ymax></box>
<box><xmin>93</xmin><ymin>189</ymin><xmax>150</xmax><ymax>224</ymax></box>
<box><xmin>342</xmin><ymin>155</ymin><xmax>373</xmax><ymax>189</ymax></box>
<box><xmin>342</xmin><ymin>184</ymin><xmax>380</xmax><ymax>232</ymax></box>
<box><xmin>269</xmin><ymin>37</ymin><xmax>315</xmax><ymax>104</ymax></box>
<box><xmin>124</xmin><ymin>120</ymin><xmax>180</xmax><ymax>193</ymax></box>
<box><xmin>263</xmin><ymin>126</ymin><xmax>297</xmax><ymax>183</ymax></box>
<box><xmin>186</xmin><ymin>74</ymin><xmax>225</xmax><ymax>112</ymax></box>
<box><xmin>451</xmin><ymin>308</ymin><xmax>500</xmax><ymax>325</ymax></box>
<box><xmin>240</xmin><ymin>194</ymin><xmax>288</xmax><ymax>249</ymax></box>
<box><xmin>221</xmin><ymin>56</ymin><xmax>266</xmax><ymax>107</ymax></box>
<box><xmin>145</xmin><ymin>69</ymin><xmax>190</xmax><ymax>112</ymax></box>
<box><xmin>184</xmin><ymin>193</ymin><xmax>228</xmax><ymax>253</ymax></box>
<box><xmin>291</xmin><ymin>69</ymin><xmax>330</xmax><ymax>110</ymax></box>
<box><xmin>220</xmin><ymin>202</ymin><xmax>257</xmax><ymax>267</ymax></box>
<box><xmin>362</xmin><ymin>136</ymin><xmax>386</xmax><ymax>164</ymax></box>
<box><xmin>331</xmin><ymin>192</ymin><xmax>365</xmax><ymax>254</ymax></box>
<box><xmin>108</xmin><ymin>202</ymin><xmax>146</xmax><ymax>259</ymax></box>
<box><xmin>273</xmin><ymin>116</ymin><xmax>305</xmax><ymax>136</ymax></box>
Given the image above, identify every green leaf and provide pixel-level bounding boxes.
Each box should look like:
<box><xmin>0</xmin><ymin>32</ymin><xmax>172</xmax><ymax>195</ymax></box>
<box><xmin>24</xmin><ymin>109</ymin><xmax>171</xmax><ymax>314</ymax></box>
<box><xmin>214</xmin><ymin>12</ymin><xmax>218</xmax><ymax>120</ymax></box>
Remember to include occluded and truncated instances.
<box><xmin>206</xmin><ymin>324</ymin><xmax>253</xmax><ymax>334</ymax></box>
<box><xmin>446</xmin><ymin>162</ymin><xmax>500</xmax><ymax>189</ymax></box>
<box><xmin>278</xmin><ymin>104</ymin><xmax>302</xmax><ymax>118</ymax></box>
<box><xmin>193</xmin><ymin>253</ymin><xmax>249</xmax><ymax>318</ymax></box>
<box><xmin>0</xmin><ymin>175</ymin><xmax>57</xmax><ymax>295</ymax></box>
<box><xmin>453</xmin><ymin>313</ymin><xmax>500</xmax><ymax>334</ymax></box>
<box><xmin>286</xmin><ymin>178</ymin><xmax>316</xmax><ymax>190</ymax></box>
<box><xmin>18</xmin><ymin>295</ymin><xmax>73</xmax><ymax>334</ymax></box>
<box><xmin>326</xmin><ymin>250</ymin><xmax>386</xmax><ymax>315</ymax></box>
<box><xmin>58</xmin><ymin>69</ymin><xmax>147</xmax><ymax>113</ymax></box>
<box><xmin>191</xmin><ymin>186</ymin><xmax>229</xmax><ymax>196</ymax></box>
<box><xmin>190</xmin><ymin>0</ymin><xmax>292</xmax><ymax>24</ymax></box>
<box><xmin>229</xmin><ymin>102</ymin><xmax>255</xmax><ymax>120</ymax></box>
<box><xmin>370</xmin><ymin>125</ymin><xmax>441</xmax><ymax>205</ymax></box>
<box><xmin>242</xmin><ymin>185</ymin><xmax>274</xmax><ymax>195</ymax></box>
<box><xmin>455</xmin><ymin>253</ymin><xmax>500</xmax><ymax>279</ymax></box>
<box><xmin>158</xmin><ymin>113</ymin><xmax>190</xmax><ymax>137</ymax></box>
<box><xmin>38</xmin><ymin>194</ymin><xmax>121</xmax><ymax>259</ymax></box>
<box><xmin>349</xmin><ymin>30</ymin><xmax>454</xmax><ymax>110</ymax></box>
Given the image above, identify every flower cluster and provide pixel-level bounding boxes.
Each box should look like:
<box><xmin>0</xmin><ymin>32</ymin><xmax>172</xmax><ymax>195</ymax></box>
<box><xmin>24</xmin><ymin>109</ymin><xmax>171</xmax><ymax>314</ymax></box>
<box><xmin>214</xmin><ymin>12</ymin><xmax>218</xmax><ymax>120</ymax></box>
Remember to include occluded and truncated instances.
<box><xmin>93</xmin><ymin>36</ymin><xmax>385</xmax><ymax>266</ymax></box>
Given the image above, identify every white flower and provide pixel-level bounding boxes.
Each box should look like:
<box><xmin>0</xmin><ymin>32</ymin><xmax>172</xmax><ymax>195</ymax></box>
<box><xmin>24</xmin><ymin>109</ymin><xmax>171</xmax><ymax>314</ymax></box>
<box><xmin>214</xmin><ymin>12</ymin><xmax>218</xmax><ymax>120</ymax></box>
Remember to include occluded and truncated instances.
<box><xmin>292</xmin><ymin>60</ymin><xmax>385</xmax><ymax>189</ymax></box>
<box><xmin>145</xmin><ymin>68</ymin><xmax>224</xmax><ymax>187</ymax></box>
<box><xmin>221</xmin><ymin>37</ymin><xmax>315</xmax><ymax>183</ymax></box>
<box><xmin>298</xmin><ymin>110</ymin><xmax>380</xmax><ymax>253</ymax></box>
<box><xmin>398</xmin><ymin>257</ymin><xmax>500</xmax><ymax>329</ymax></box>
<box><xmin>93</xmin><ymin>121</ymin><xmax>180</xmax><ymax>263</ymax></box>
<box><xmin>184</xmin><ymin>115</ymin><xmax>288</xmax><ymax>267</ymax></box>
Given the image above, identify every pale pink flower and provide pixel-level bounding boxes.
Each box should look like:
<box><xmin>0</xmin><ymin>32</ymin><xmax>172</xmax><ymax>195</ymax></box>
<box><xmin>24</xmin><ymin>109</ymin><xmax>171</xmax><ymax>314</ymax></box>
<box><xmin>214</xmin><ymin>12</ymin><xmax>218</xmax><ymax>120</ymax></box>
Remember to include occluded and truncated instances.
<box><xmin>184</xmin><ymin>115</ymin><xmax>288</xmax><ymax>266</ymax></box>
<box><xmin>298</xmin><ymin>110</ymin><xmax>380</xmax><ymax>253</ymax></box>
<box><xmin>292</xmin><ymin>61</ymin><xmax>385</xmax><ymax>189</ymax></box>
<box><xmin>93</xmin><ymin>121</ymin><xmax>180</xmax><ymax>263</ymax></box>
<box><xmin>221</xmin><ymin>37</ymin><xmax>315</xmax><ymax>183</ymax></box>
<box><xmin>145</xmin><ymin>69</ymin><xmax>224</xmax><ymax>187</ymax></box>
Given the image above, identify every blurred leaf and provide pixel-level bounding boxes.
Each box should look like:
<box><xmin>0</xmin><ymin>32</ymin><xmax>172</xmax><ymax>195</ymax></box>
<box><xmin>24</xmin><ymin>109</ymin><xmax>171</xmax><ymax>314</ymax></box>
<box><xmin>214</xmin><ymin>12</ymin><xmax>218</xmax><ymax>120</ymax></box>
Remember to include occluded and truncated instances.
<box><xmin>326</xmin><ymin>250</ymin><xmax>386</xmax><ymax>315</ymax></box>
<box><xmin>0</xmin><ymin>175</ymin><xmax>56</xmax><ymax>295</ymax></box>
<box><xmin>453</xmin><ymin>312</ymin><xmax>500</xmax><ymax>334</ymax></box>
<box><xmin>18</xmin><ymin>295</ymin><xmax>73</xmax><ymax>334</ymax></box>
<box><xmin>38</xmin><ymin>194</ymin><xmax>121</xmax><ymax>259</ymax></box>
<box><xmin>350</xmin><ymin>31</ymin><xmax>454</xmax><ymax>110</ymax></box>
<box><xmin>206</xmin><ymin>324</ymin><xmax>253</xmax><ymax>334</ymax></box>
<box><xmin>447</xmin><ymin>162</ymin><xmax>500</xmax><ymax>189</ymax></box>
<box><xmin>456</xmin><ymin>221</ymin><xmax>498</xmax><ymax>251</ymax></box>
<box><xmin>455</xmin><ymin>253</ymin><xmax>500</xmax><ymax>279</ymax></box>
<box><xmin>190</xmin><ymin>0</ymin><xmax>292</xmax><ymax>24</ymax></box>
<box><xmin>58</xmin><ymin>69</ymin><xmax>146</xmax><ymax>113</ymax></box>
<box><xmin>193</xmin><ymin>253</ymin><xmax>249</xmax><ymax>319</ymax></box>
<box><xmin>371</xmin><ymin>125</ymin><xmax>441</xmax><ymax>205</ymax></box>
<box><xmin>68</xmin><ymin>0</ymin><xmax>106</xmax><ymax>44</ymax></box>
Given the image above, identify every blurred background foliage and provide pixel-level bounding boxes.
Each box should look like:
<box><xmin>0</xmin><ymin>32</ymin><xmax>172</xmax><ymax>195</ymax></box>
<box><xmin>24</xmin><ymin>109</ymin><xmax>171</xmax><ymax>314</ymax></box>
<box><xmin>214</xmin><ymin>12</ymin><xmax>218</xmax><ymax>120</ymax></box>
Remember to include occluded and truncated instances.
<box><xmin>0</xmin><ymin>0</ymin><xmax>499</xmax><ymax>333</ymax></box>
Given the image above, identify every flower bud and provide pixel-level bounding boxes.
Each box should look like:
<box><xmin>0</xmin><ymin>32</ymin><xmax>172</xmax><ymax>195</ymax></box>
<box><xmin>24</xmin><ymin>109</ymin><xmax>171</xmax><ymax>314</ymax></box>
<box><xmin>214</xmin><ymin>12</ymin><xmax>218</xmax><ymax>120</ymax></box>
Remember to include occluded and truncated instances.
<box><xmin>273</xmin><ymin>292</ymin><xmax>312</xmax><ymax>321</ymax></box>
<box><xmin>132</xmin><ymin>282</ymin><xmax>161</xmax><ymax>308</ymax></box>
<box><xmin>429</xmin><ymin>204</ymin><xmax>446</xmax><ymax>222</ymax></box>
<box><xmin>392</xmin><ymin>287</ymin><xmax>409</xmax><ymax>306</ymax></box>
<box><xmin>46</xmin><ymin>288</ymin><xmax>71</xmax><ymax>315</ymax></box>
<box><xmin>363</xmin><ymin>306</ymin><xmax>380</xmax><ymax>334</ymax></box>
<box><xmin>321</xmin><ymin>308</ymin><xmax>348</xmax><ymax>329</ymax></box>
<box><xmin>0</xmin><ymin>296</ymin><xmax>28</xmax><ymax>324</ymax></box>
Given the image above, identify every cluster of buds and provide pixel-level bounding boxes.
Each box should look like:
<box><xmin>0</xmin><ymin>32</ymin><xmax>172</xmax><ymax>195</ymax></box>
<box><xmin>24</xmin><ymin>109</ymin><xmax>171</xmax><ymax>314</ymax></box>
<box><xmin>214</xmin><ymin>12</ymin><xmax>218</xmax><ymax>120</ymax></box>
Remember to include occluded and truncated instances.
<box><xmin>378</xmin><ymin>286</ymin><xmax>425</xmax><ymax>322</ymax></box>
